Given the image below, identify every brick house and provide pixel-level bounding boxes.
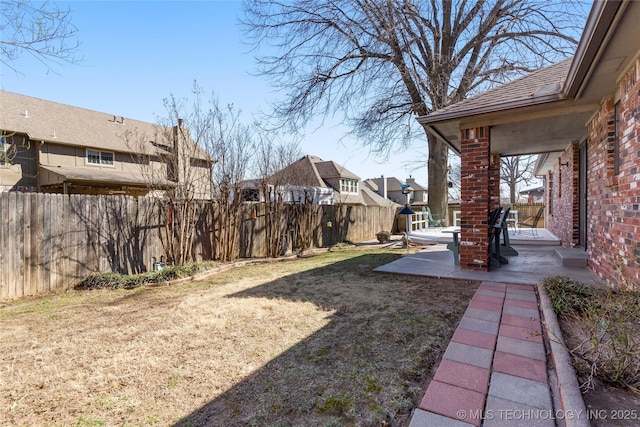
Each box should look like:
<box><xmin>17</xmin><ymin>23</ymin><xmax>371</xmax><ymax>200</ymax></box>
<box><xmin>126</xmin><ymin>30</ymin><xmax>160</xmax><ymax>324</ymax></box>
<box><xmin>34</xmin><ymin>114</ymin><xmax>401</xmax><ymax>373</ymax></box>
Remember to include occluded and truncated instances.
<box><xmin>0</xmin><ymin>91</ymin><xmax>213</xmax><ymax>198</ymax></box>
<box><xmin>417</xmin><ymin>0</ymin><xmax>640</xmax><ymax>288</ymax></box>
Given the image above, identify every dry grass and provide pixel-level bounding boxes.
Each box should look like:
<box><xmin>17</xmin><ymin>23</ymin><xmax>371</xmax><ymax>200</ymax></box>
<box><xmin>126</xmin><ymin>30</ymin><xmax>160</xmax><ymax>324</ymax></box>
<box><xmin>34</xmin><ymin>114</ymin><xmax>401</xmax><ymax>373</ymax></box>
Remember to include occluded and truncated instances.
<box><xmin>0</xmin><ymin>248</ymin><xmax>478</xmax><ymax>427</ymax></box>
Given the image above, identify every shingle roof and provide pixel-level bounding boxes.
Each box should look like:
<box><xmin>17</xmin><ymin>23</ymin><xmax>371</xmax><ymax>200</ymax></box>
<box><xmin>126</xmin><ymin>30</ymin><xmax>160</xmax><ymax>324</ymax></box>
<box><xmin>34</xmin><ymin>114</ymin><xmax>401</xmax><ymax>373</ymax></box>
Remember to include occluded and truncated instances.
<box><xmin>420</xmin><ymin>58</ymin><xmax>572</xmax><ymax>123</ymax></box>
<box><xmin>269</xmin><ymin>155</ymin><xmax>327</xmax><ymax>187</ymax></box>
<box><xmin>361</xmin><ymin>187</ymin><xmax>399</xmax><ymax>207</ymax></box>
<box><xmin>40</xmin><ymin>165</ymin><xmax>175</xmax><ymax>187</ymax></box>
<box><xmin>270</xmin><ymin>155</ymin><xmax>361</xmax><ymax>186</ymax></box>
<box><xmin>0</xmin><ymin>90</ymin><xmax>211</xmax><ymax>160</ymax></box>
<box><xmin>314</xmin><ymin>160</ymin><xmax>359</xmax><ymax>180</ymax></box>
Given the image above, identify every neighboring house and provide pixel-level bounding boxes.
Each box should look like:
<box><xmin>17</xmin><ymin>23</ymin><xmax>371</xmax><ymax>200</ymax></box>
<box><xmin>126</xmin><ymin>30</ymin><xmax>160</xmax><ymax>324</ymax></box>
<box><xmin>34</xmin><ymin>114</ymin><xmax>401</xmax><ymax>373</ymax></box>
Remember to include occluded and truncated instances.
<box><xmin>417</xmin><ymin>0</ymin><xmax>640</xmax><ymax>287</ymax></box>
<box><xmin>238</xmin><ymin>181</ymin><xmax>335</xmax><ymax>205</ymax></box>
<box><xmin>363</xmin><ymin>175</ymin><xmax>428</xmax><ymax>205</ymax></box>
<box><xmin>0</xmin><ymin>91</ymin><xmax>213</xmax><ymax>198</ymax></box>
<box><xmin>519</xmin><ymin>186</ymin><xmax>544</xmax><ymax>204</ymax></box>
<box><xmin>244</xmin><ymin>154</ymin><xmax>397</xmax><ymax>206</ymax></box>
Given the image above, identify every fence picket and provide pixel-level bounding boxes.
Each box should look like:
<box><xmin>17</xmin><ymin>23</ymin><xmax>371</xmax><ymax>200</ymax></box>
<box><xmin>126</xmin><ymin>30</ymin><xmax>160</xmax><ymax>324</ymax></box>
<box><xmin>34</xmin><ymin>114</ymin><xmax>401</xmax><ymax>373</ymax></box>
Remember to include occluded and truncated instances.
<box><xmin>1</xmin><ymin>193</ymin><xmax>400</xmax><ymax>299</ymax></box>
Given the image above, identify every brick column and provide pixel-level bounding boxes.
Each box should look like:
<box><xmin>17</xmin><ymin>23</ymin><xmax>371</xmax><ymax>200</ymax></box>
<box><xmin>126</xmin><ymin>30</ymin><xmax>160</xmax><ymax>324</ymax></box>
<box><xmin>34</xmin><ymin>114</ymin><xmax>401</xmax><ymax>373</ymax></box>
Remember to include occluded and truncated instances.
<box><xmin>460</xmin><ymin>127</ymin><xmax>491</xmax><ymax>271</ymax></box>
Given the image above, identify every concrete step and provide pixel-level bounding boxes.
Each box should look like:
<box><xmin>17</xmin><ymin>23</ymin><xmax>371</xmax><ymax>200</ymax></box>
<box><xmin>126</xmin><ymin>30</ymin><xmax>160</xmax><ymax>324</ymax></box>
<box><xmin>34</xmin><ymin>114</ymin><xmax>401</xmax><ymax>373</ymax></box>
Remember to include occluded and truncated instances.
<box><xmin>554</xmin><ymin>247</ymin><xmax>587</xmax><ymax>267</ymax></box>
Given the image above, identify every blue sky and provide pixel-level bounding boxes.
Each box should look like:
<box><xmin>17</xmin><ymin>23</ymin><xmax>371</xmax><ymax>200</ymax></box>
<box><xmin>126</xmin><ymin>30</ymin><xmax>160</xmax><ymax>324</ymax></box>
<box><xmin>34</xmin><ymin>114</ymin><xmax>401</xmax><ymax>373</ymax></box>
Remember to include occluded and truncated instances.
<box><xmin>1</xmin><ymin>0</ymin><xmax>427</xmax><ymax>183</ymax></box>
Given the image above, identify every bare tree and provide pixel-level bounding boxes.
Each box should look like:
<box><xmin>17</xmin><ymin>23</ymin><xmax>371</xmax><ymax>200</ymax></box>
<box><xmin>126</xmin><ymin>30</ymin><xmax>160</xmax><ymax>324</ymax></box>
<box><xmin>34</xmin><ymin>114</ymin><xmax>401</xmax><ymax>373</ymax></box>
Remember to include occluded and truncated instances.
<box><xmin>0</xmin><ymin>0</ymin><xmax>81</xmax><ymax>73</ymax></box>
<box><xmin>252</xmin><ymin>132</ymin><xmax>302</xmax><ymax>257</ymax></box>
<box><xmin>500</xmin><ymin>155</ymin><xmax>537</xmax><ymax>204</ymax></box>
<box><xmin>448</xmin><ymin>159</ymin><xmax>462</xmax><ymax>202</ymax></box>
<box><xmin>155</xmin><ymin>84</ymin><xmax>255</xmax><ymax>263</ymax></box>
<box><xmin>242</xmin><ymin>0</ymin><xmax>585</xmax><ymax>221</ymax></box>
<box><xmin>123</xmin><ymin>85</ymin><xmax>218</xmax><ymax>265</ymax></box>
<box><xmin>208</xmin><ymin>101</ymin><xmax>256</xmax><ymax>262</ymax></box>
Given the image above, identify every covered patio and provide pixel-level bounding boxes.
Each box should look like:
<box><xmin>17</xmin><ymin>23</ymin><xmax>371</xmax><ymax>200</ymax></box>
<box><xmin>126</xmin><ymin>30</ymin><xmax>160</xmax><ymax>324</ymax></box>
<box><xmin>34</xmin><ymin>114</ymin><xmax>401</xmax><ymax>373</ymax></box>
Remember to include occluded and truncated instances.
<box><xmin>411</xmin><ymin>0</ymin><xmax>640</xmax><ymax>278</ymax></box>
<box><xmin>374</xmin><ymin>226</ymin><xmax>600</xmax><ymax>285</ymax></box>
<box><xmin>415</xmin><ymin>55</ymin><xmax>594</xmax><ymax>273</ymax></box>
<box><xmin>374</xmin><ymin>242</ymin><xmax>600</xmax><ymax>286</ymax></box>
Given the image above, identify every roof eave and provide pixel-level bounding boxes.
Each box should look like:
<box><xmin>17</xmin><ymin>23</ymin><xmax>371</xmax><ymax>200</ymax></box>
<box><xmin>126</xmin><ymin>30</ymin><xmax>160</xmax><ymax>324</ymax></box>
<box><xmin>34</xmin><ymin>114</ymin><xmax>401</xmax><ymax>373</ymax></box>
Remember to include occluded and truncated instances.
<box><xmin>418</xmin><ymin>92</ymin><xmax>565</xmax><ymax>155</ymax></box>
<box><xmin>423</xmin><ymin>124</ymin><xmax>461</xmax><ymax>156</ymax></box>
<box><xmin>417</xmin><ymin>92</ymin><xmax>564</xmax><ymax>126</ymax></box>
<box><xmin>563</xmin><ymin>0</ymin><xmax>626</xmax><ymax>99</ymax></box>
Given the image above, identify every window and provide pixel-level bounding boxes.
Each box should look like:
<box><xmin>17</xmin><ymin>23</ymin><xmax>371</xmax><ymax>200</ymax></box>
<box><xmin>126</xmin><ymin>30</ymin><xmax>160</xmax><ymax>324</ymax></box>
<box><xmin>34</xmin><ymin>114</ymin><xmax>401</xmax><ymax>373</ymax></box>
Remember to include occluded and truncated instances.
<box><xmin>340</xmin><ymin>178</ymin><xmax>358</xmax><ymax>194</ymax></box>
<box><xmin>86</xmin><ymin>149</ymin><xmax>114</xmax><ymax>166</ymax></box>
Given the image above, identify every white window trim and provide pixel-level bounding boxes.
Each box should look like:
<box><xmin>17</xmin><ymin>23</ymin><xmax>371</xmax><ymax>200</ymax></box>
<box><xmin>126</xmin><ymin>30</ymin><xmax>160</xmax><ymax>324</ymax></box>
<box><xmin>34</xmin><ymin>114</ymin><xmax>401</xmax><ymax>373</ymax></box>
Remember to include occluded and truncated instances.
<box><xmin>86</xmin><ymin>149</ymin><xmax>115</xmax><ymax>167</ymax></box>
<box><xmin>340</xmin><ymin>178</ymin><xmax>358</xmax><ymax>195</ymax></box>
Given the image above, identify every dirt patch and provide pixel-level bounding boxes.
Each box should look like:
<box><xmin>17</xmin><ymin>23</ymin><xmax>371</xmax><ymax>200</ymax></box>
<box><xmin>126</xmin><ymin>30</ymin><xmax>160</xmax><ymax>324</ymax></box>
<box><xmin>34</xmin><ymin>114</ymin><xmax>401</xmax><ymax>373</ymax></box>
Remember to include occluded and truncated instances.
<box><xmin>0</xmin><ymin>248</ymin><xmax>478</xmax><ymax>426</ymax></box>
<box><xmin>560</xmin><ymin>319</ymin><xmax>640</xmax><ymax>427</ymax></box>
<box><xmin>545</xmin><ymin>276</ymin><xmax>640</xmax><ymax>427</ymax></box>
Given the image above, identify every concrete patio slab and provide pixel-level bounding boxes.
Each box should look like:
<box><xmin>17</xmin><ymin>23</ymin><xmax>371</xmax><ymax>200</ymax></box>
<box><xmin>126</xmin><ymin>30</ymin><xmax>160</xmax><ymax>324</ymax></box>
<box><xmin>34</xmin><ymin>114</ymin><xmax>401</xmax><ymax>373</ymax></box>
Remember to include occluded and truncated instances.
<box><xmin>373</xmin><ymin>244</ymin><xmax>601</xmax><ymax>286</ymax></box>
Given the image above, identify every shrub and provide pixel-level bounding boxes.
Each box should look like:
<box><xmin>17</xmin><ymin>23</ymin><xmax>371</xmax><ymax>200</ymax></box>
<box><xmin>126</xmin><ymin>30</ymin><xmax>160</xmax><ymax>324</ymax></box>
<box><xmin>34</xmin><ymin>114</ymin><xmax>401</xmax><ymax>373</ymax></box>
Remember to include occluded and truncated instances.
<box><xmin>75</xmin><ymin>261</ymin><xmax>218</xmax><ymax>291</ymax></box>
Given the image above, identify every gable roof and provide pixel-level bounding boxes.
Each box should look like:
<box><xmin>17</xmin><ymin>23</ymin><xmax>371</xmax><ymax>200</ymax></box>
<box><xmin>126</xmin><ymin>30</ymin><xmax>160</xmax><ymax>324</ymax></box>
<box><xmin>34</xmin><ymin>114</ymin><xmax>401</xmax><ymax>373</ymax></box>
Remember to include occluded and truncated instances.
<box><xmin>0</xmin><ymin>90</ymin><xmax>211</xmax><ymax>160</ymax></box>
<box><xmin>270</xmin><ymin>154</ymin><xmax>360</xmax><ymax>186</ymax></box>
<box><xmin>269</xmin><ymin>155</ymin><xmax>327</xmax><ymax>187</ymax></box>
<box><xmin>268</xmin><ymin>155</ymin><xmax>366</xmax><ymax>204</ymax></box>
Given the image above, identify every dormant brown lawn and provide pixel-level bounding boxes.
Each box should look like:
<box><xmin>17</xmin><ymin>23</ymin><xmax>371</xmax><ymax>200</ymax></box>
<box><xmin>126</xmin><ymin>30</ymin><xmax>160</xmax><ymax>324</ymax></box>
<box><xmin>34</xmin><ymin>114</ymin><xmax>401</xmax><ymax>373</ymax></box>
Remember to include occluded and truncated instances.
<box><xmin>0</xmin><ymin>248</ymin><xmax>477</xmax><ymax>427</ymax></box>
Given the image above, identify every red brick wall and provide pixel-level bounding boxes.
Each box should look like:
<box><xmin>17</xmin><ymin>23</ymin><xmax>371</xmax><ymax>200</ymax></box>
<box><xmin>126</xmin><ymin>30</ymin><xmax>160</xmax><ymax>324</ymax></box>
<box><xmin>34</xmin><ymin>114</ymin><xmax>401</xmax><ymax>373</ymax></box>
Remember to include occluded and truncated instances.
<box><xmin>460</xmin><ymin>127</ymin><xmax>491</xmax><ymax>271</ymax></box>
<box><xmin>585</xmin><ymin>60</ymin><xmax>640</xmax><ymax>289</ymax></box>
<box><xmin>547</xmin><ymin>143</ymin><xmax>579</xmax><ymax>247</ymax></box>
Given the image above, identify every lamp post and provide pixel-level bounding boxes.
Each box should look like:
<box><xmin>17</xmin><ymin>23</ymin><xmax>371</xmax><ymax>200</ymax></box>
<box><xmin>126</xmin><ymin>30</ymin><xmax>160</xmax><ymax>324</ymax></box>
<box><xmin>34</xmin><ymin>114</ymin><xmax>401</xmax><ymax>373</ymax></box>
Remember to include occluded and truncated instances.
<box><xmin>398</xmin><ymin>204</ymin><xmax>415</xmax><ymax>254</ymax></box>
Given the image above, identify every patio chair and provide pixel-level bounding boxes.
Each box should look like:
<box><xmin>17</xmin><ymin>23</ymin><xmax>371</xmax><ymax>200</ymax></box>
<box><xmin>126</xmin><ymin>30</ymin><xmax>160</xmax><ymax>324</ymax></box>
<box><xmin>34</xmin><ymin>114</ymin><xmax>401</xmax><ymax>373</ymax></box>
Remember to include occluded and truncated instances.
<box><xmin>423</xmin><ymin>206</ymin><xmax>444</xmax><ymax>228</ymax></box>
<box><xmin>515</xmin><ymin>206</ymin><xmax>544</xmax><ymax>238</ymax></box>
<box><xmin>490</xmin><ymin>207</ymin><xmax>511</xmax><ymax>268</ymax></box>
<box><xmin>489</xmin><ymin>206</ymin><xmax>502</xmax><ymax>228</ymax></box>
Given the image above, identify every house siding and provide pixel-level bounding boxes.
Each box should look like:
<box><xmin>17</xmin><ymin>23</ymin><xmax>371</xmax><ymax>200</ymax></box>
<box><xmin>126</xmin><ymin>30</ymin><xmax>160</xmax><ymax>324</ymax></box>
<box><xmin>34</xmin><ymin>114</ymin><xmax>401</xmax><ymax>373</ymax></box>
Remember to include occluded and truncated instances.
<box><xmin>0</xmin><ymin>134</ymin><xmax>38</xmax><ymax>192</ymax></box>
<box><xmin>544</xmin><ymin>59</ymin><xmax>640</xmax><ymax>289</ymax></box>
<box><xmin>584</xmin><ymin>60</ymin><xmax>640</xmax><ymax>289</ymax></box>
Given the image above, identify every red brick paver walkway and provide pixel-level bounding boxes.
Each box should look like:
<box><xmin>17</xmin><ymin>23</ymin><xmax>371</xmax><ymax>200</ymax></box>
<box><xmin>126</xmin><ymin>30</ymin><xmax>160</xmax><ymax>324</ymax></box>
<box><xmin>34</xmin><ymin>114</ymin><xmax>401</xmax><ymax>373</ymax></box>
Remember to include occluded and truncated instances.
<box><xmin>410</xmin><ymin>281</ymin><xmax>554</xmax><ymax>427</ymax></box>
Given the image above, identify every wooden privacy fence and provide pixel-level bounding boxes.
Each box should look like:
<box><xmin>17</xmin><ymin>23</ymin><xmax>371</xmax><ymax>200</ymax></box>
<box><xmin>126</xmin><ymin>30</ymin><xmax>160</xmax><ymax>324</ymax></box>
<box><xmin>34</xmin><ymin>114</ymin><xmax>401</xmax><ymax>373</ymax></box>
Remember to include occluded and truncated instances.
<box><xmin>446</xmin><ymin>202</ymin><xmax>544</xmax><ymax>227</ymax></box>
<box><xmin>0</xmin><ymin>192</ymin><xmax>398</xmax><ymax>299</ymax></box>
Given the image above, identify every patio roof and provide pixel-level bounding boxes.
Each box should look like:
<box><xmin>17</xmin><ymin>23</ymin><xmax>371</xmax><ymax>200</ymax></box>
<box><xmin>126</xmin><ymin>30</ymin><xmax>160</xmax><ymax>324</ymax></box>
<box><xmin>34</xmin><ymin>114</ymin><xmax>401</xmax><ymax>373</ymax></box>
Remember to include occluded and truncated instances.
<box><xmin>417</xmin><ymin>0</ymin><xmax>640</xmax><ymax>157</ymax></box>
<box><xmin>40</xmin><ymin>165</ymin><xmax>176</xmax><ymax>188</ymax></box>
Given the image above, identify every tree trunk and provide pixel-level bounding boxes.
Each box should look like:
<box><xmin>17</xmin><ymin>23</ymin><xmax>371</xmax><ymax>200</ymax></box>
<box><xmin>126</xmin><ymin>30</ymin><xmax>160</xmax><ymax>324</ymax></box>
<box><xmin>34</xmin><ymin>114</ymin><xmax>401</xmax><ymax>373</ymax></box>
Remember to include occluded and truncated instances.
<box><xmin>427</xmin><ymin>132</ymin><xmax>449</xmax><ymax>224</ymax></box>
